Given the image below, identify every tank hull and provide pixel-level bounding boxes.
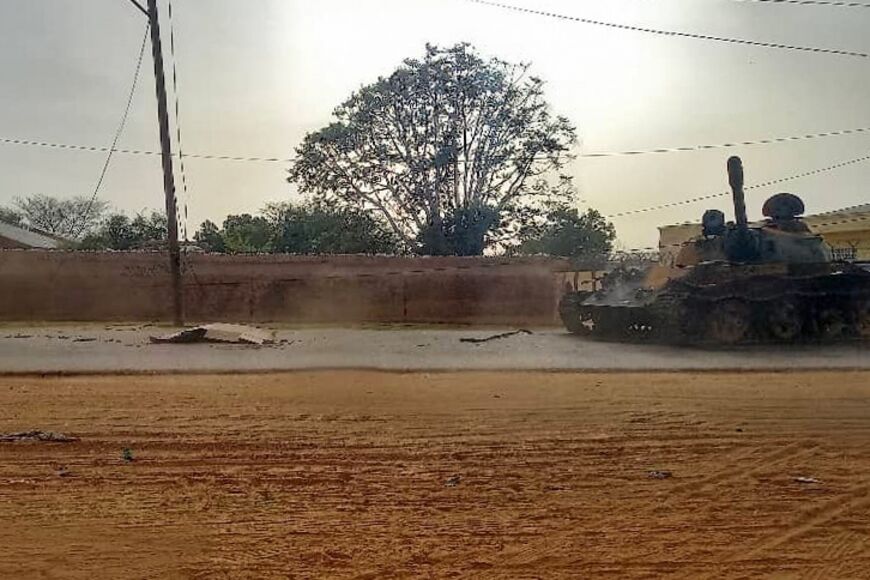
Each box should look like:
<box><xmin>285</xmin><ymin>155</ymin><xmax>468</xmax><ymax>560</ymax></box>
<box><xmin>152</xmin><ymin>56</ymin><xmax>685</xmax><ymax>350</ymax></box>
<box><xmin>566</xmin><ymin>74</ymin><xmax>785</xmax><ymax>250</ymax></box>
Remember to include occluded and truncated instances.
<box><xmin>559</xmin><ymin>262</ymin><xmax>870</xmax><ymax>344</ymax></box>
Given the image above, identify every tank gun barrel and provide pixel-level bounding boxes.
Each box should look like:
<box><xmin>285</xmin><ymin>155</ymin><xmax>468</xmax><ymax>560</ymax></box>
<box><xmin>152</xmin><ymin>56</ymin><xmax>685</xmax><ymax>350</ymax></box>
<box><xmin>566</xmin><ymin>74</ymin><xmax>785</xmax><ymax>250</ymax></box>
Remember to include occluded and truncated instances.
<box><xmin>727</xmin><ymin>156</ymin><xmax>748</xmax><ymax>229</ymax></box>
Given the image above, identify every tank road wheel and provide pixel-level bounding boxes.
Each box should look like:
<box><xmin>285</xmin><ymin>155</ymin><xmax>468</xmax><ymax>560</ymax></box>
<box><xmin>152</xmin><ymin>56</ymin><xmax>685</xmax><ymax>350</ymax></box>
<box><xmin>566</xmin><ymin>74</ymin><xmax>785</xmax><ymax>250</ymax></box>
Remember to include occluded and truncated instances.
<box><xmin>651</xmin><ymin>300</ymin><xmax>694</xmax><ymax>343</ymax></box>
<box><xmin>817</xmin><ymin>307</ymin><xmax>848</xmax><ymax>341</ymax></box>
<box><xmin>707</xmin><ymin>300</ymin><xmax>751</xmax><ymax>345</ymax></box>
<box><xmin>852</xmin><ymin>299</ymin><xmax>870</xmax><ymax>340</ymax></box>
<box><xmin>559</xmin><ymin>292</ymin><xmax>594</xmax><ymax>336</ymax></box>
<box><xmin>766</xmin><ymin>301</ymin><xmax>803</xmax><ymax>342</ymax></box>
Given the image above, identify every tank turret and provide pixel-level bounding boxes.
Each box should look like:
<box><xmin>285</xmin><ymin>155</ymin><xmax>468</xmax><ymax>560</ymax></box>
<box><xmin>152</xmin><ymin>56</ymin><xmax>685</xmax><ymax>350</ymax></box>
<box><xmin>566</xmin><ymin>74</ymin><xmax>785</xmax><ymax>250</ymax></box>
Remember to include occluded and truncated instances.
<box><xmin>690</xmin><ymin>156</ymin><xmax>832</xmax><ymax>265</ymax></box>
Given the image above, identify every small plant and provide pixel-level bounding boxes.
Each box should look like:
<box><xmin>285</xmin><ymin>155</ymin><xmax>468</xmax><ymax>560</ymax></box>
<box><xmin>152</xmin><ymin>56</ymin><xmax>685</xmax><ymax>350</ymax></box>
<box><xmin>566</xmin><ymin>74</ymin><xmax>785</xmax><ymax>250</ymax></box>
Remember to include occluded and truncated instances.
<box><xmin>121</xmin><ymin>447</ymin><xmax>134</xmax><ymax>463</ymax></box>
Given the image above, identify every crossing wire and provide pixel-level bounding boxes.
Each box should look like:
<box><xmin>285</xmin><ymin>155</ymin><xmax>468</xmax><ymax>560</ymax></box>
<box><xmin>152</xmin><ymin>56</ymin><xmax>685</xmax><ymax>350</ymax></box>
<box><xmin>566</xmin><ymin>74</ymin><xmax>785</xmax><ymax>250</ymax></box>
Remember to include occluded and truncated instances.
<box><xmin>466</xmin><ymin>0</ymin><xmax>870</xmax><ymax>59</ymax></box>
<box><xmin>0</xmin><ymin>137</ymin><xmax>292</xmax><ymax>163</ymax></box>
<box><xmin>72</xmin><ymin>23</ymin><xmax>150</xmax><ymax>239</ymax></box>
<box><xmin>734</xmin><ymin>0</ymin><xmax>870</xmax><ymax>8</ymax></box>
<box><xmin>605</xmin><ymin>151</ymin><xmax>870</xmax><ymax>218</ymax></box>
<box><xmin>582</xmin><ymin>126</ymin><xmax>870</xmax><ymax>158</ymax></box>
<box><xmin>624</xmin><ymin>211</ymin><xmax>870</xmax><ymax>252</ymax></box>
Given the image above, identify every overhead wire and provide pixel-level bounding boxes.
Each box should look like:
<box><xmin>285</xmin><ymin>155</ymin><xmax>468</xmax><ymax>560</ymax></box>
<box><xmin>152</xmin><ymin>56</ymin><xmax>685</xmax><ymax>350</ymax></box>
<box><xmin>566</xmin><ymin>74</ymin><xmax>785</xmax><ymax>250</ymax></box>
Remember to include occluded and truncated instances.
<box><xmin>624</xmin><ymin>209</ymin><xmax>870</xmax><ymax>253</ymax></box>
<box><xmin>6</xmin><ymin>132</ymin><xmax>870</xmax><ymax>222</ymax></box>
<box><xmin>167</xmin><ymin>0</ymin><xmax>190</xmax><ymax>242</ymax></box>
<box><xmin>0</xmin><ymin>137</ymin><xmax>292</xmax><ymax>163</ymax></box>
<box><xmin>71</xmin><ymin>23</ymin><xmax>150</xmax><ymax>239</ymax></box>
<box><xmin>582</xmin><ymin>126</ymin><xmax>870</xmax><ymax>158</ymax></box>
<box><xmin>466</xmin><ymin>0</ymin><xmax>870</xmax><ymax>59</ymax></box>
<box><xmin>732</xmin><ymin>0</ymin><xmax>870</xmax><ymax>8</ymax></box>
<box><xmin>605</xmin><ymin>151</ymin><xmax>870</xmax><ymax>218</ymax></box>
<box><xmin>5</xmin><ymin>122</ymin><xmax>870</xmax><ymax>164</ymax></box>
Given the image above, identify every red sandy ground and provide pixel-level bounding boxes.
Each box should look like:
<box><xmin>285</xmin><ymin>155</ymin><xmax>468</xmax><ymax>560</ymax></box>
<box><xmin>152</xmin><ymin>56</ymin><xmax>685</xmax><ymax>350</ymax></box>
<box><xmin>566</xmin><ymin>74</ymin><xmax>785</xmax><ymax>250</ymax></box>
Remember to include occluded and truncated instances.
<box><xmin>1</xmin><ymin>371</ymin><xmax>869</xmax><ymax>579</ymax></box>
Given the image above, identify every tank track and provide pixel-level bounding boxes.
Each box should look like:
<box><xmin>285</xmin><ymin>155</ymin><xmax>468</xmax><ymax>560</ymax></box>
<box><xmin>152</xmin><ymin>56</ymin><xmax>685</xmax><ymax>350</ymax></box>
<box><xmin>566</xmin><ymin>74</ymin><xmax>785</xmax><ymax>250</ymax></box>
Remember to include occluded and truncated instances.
<box><xmin>560</xmin><ymin>265</ymin><xmax>870</xmax><ymax>345</ymax></box>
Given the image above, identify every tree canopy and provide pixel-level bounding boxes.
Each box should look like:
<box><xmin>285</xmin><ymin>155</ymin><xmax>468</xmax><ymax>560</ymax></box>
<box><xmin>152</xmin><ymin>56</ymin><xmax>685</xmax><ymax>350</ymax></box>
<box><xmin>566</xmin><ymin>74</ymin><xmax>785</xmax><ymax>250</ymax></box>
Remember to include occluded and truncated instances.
<box><xmin>190</xmin><ymin>202</ymin><xmax>400</xmax><ymax>255</ymax></box>
<box><xmin>7</xmin><ymin>194</ymin><xmax>108</xmax><ymax>239</ymax></box>
<box><xmin>193</xmin><ymin>220</ymin><xmax>225</xmax><ymax>253</ymax></box>
<box><xmin>289</xmin><ymin>43</ymin><xmax>577</xmax><ymax>255</ymax></box>
<box><xmin>267</xmin><ymin>201</ymin><xmax>400</xmax><ymax>255</ymax></box>
<box><xmin>79</xmin><ymin>210</ymin><xmax>167</xmax><ymax>250</ymax></box>
<box><xmin>220</xmin><ymin>214</ymin><xmax>273</xmax><ymax>254</ymax></box>
<box><xmin>517</xmin><ymin>205</ymin><xmax>615</xmax><ymax>263</ymax></box>
<box><xmin>0</xmin><ymin>207</ymin><xmax>24</xmax><ymax>227</ymax></box>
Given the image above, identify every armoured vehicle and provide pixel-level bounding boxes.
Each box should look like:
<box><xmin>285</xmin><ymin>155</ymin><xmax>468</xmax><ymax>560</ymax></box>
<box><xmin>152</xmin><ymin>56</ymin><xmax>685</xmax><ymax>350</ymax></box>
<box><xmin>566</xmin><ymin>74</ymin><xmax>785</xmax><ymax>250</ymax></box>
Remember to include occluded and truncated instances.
<box><xmin>559</xmin><ymin>156</ymin><xmax>870</xmax><ymax>344</ymax></box>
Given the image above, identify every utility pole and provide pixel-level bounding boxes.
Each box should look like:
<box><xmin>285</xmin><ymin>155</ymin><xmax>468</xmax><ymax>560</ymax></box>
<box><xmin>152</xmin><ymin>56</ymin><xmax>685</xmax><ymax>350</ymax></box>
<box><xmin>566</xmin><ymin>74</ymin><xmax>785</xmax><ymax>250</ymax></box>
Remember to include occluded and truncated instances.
<box><xmin>136</xmin><ymin>0</ymin><xmax>184</xmax><ymax>325</ymax></box>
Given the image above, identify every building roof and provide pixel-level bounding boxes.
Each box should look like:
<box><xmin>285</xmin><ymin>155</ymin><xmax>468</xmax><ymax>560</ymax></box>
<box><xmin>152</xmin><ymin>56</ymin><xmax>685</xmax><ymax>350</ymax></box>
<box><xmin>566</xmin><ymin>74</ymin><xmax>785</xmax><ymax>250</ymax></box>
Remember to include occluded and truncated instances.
<box><xmin>0</xmin><ymin>220</ymin><xmax>64</xmax><ymax>249</ymax></box>
<box><xmin>803</xmin><ymin>203</ymin><xmax>870</xmax><ymax>234</ymax></box>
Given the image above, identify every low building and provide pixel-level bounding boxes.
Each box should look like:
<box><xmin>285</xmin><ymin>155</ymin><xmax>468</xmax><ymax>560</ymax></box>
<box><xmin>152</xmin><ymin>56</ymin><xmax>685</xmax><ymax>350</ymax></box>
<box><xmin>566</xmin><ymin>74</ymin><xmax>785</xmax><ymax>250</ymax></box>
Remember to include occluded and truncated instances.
<box><xmin>804</xmin><ymin>204</ymin><xmax>870</xmax><ymax>262</ymax></box>
<box><xmin>0</xmin><ymin>220</ymin><xmax>65</xmax><ymax>249</ymax></box>
<box><xmin>658</xmin><ymin>203</ymin><xmax>870</xmax><ymax>264</ymax></box>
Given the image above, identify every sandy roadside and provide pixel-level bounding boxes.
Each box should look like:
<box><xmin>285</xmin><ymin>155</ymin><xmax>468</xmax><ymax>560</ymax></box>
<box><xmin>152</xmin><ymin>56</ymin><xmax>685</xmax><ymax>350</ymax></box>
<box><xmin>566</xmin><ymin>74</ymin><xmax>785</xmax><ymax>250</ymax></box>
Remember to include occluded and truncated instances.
<box><xmin>1</xmin><ymin>370</ymin><xmax>869</xmax><ymax>578</ymax></box>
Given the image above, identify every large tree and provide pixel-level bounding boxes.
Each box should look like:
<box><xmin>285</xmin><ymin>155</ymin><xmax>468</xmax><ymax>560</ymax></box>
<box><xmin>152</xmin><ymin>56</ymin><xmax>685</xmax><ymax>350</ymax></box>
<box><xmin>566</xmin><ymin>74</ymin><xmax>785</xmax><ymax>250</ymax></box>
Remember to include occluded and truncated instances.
<box><xmin>13</xmin><ymin>194</ymin><xmax>108</xmax><ymax>239</ymax></box>
<box><xmin>289</xmin><ymin>43</ymin><xmax>577</xmax><ymax>255</ymax></box>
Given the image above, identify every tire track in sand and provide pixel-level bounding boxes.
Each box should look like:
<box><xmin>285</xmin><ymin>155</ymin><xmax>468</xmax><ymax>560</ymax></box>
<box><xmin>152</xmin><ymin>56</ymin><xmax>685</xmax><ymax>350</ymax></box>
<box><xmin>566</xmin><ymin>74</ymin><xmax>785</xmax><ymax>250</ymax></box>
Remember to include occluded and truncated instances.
<box><xmin>692</xmin><ymin>485</ymin><xmax>870</xmax><ymax>580</ymax></box>
<box><xmin>804</xmin><ymin>530</ymin><xmax>870</xmax><ymax>580</ymax></box>
<box><xmin>434</xmin><ymin>440</ymin><xmax>822</xmax><ymax>578</ymax></box>
<box><xmin>741</xmin><ymin>485</ymin><xmax>870</xmax><ymax>558</ymax></box>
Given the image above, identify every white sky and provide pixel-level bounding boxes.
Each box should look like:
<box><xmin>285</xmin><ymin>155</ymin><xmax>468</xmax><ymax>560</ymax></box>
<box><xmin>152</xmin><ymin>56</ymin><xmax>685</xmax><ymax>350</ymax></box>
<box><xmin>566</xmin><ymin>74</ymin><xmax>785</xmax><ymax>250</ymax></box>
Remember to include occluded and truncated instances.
<box><xmin>1</xmin><ymin>0</ymin><xmax>868</xmax><ymax>248</ymax></box>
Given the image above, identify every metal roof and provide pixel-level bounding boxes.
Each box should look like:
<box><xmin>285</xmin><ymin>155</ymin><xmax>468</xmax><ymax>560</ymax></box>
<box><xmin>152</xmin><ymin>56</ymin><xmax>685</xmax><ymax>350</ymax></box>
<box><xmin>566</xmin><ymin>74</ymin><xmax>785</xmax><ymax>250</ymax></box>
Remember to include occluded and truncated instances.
<box><xmin>0</xmin><ymin>220</ymin><xmax>63</xmax><ymax>249</ymax></box>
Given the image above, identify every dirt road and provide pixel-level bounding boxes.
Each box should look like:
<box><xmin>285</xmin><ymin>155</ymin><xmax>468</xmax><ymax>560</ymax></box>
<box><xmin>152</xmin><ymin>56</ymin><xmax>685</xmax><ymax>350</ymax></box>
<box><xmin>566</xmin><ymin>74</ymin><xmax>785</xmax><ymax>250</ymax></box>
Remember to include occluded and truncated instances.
<box><xmin>1</xmin><ymin>325</ymin><xmax>869</xmax><ymax>372</ymax></box>
<box><xmin>2</xmin><ymin>371</ymin><xmax>869</xmax><ymax>578</ymax></box>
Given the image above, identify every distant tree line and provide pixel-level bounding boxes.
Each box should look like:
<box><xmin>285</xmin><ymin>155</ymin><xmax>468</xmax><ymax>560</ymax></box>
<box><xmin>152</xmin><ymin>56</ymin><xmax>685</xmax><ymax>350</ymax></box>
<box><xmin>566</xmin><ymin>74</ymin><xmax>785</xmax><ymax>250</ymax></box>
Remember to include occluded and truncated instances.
<box><xmin>1</xmin><ymin>193</ymin><xmax>615</xmax><ymax>258</ymax></box>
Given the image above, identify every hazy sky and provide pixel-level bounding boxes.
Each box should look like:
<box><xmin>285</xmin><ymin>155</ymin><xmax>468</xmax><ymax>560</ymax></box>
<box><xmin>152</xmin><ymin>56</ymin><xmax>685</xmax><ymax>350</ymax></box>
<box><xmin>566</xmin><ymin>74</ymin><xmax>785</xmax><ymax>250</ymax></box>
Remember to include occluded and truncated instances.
<box><xmin>1</xmin><ymin>0</ymin><xmax>868</xmax><ymax>248</ymax></box>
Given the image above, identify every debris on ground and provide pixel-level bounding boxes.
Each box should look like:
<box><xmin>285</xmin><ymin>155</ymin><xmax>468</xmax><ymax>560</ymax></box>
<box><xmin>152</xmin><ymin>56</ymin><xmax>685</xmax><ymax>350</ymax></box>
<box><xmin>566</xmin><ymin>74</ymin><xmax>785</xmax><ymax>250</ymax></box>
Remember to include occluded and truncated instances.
<box><xmin>545</xmin><ymin>484</ymin><xmax>570</xmax><ymax>492</ymax></box>
<box><xmin>648</xmin><ymin>470</ymin><xmax>673</xmax><ymax>480</ymax></box>
<box><xmin>794</xmin><ymin>476</ymin><xmax>821</xmax><ymax>484</ymax></box>
<box><xmin>122</xmin><ymin>448</ymin><xmax>135</xmax><ymax>463</ymax></box>
<box><xmin>150</xmin><ymin>323</ymin><xmax>275</xmax><ymax>345</ymax></box>
<box><xmin>445</xmin><ymin>475</ymin><xmax>461</xmax><ymax>487</ymax></box>
<box><xmin>0</xmin><ymin>431</ymin><xmax>78</xmax><ymax>443</ymax></box>
<box><xmin>460</xmin><ymin>329</ymin><xmax>533</xmax><ymax>344</ymax></box>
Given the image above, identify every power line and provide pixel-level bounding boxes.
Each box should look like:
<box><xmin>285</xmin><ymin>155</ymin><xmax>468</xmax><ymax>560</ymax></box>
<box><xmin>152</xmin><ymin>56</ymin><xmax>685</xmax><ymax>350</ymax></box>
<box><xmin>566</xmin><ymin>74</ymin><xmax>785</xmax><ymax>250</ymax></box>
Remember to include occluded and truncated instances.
<box><xmin>126</xmin><ymin>0</ymin><xmax>148</xmax><ymax>16</ymax></box>
<box><xmin>0</xmin><ymin>137</ymin><xmax>292</xmax><ymax>163</ymax></box>
<box><xmin>167</xmin><ymin>0</ymin><xmax>190</xmax><ymax>242</ymax></box>
<box><xmin>466</xmin><ymin>0</ymin><xmax>870</xmax><ymax>59</ymax></box>
<box><xmin>605</xmin><ymin>151</ymin><xmax>870</xmax><ymax>218</ymax></box>
<box><xmin>582</xmin><ymin>126</ymin><xmax>870</xmax><ymax>158</ymax></box>
<box><xmin>733</xmin><ymin>0</ymin><xmax>870</xmax><ymax>8</ymax></box>
<box><xmin>72</xmin><ymin>23</ymin><xmax>150</xmax><ymax>238</ymax></box>
<box><xmin>624</xmin><ymin>210</ymin><xmax>870</xmax><ymax>252</ymax></box>
<box><xmin>6</xmin><ymin>122</ymin><xmax>870</xmax><ymax>165</ymax></box>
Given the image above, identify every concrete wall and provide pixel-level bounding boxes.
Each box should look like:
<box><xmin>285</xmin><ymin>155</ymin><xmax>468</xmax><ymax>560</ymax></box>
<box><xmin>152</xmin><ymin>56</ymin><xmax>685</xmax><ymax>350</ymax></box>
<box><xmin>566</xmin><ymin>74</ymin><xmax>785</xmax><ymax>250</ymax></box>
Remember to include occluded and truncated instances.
<box><xmin>0</xmin><ymin>251</ymin><xmax>575</xmax><ymax>325</ymax></box>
